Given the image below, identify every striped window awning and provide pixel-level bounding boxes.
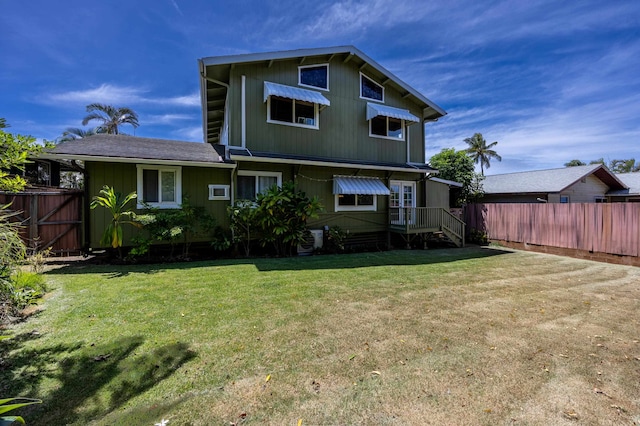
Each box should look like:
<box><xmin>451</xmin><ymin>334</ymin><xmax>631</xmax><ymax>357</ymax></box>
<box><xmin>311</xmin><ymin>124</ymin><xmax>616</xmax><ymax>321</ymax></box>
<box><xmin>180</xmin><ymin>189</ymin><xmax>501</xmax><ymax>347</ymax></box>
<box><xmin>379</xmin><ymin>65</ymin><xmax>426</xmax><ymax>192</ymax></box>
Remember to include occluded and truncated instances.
<box><xmin>366</xmin><ymin>103</ymin><xmax>419</xmax><ymax>123</ymax></box>
<box><xmin>264</xmin><ymin>81</ymin><xmax>330</xmax><ymax>106</ymax></box>
<box><xmin>333</xmin><ymin>176</ymin><xmax>390</xmax><ymax>195</ymax></box>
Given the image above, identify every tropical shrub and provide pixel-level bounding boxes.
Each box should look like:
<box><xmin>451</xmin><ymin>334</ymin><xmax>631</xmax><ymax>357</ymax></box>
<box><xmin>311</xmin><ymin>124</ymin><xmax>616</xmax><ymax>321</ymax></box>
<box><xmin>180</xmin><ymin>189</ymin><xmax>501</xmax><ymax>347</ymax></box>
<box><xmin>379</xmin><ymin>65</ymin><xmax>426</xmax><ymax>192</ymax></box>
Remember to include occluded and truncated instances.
<box><xmin>325</xmin><ymin>226</ymin><xmax>347</xmax><ymax>253</ymax></box>
<box><xmin>0</xmin><ymin>397</ymin><xmax>42</xmax><ymax>425</ymax></box>
<box><xmin>89</xmin><ymin>186</ymin><xmax>139</xmax><ymax>258</ymax></box>
<box><xmin>254</xmin><ymin>181</ymin><xmax>323</xmax><ymax>257</ymax></box>
<box><xmin>228</xmin><ymin>200</ymin><xmax>258</xmax><ymax>257</ymax></box>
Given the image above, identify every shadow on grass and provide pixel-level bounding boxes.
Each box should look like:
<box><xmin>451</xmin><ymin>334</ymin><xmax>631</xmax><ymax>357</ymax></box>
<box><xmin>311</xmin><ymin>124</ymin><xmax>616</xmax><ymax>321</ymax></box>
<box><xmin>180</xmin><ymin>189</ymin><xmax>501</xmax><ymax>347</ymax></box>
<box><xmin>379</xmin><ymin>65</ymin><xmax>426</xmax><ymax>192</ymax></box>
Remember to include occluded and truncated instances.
<box><xmin>0</xmin><ymin>333</ymin><xmax>196</xmax><ymax>425</ymax></box>
<box><xmin>45</xmin><ymin>246</ymin><xmax>514</xmax><ymax>276</ymax></box>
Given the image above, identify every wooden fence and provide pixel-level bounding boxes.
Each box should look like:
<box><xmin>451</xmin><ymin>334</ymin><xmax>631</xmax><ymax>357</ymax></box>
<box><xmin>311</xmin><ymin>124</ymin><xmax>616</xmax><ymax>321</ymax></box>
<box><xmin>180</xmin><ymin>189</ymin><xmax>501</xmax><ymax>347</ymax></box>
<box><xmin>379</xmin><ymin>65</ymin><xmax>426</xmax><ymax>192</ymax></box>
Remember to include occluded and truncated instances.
<box><xmin>0</xmin><ymin>189</ymin><xmax>84</xmax><ymax>255</ymax></box>
<box><xmin>466</xmin><ymin>203</ymin><xmax>640</xmax><ymax>257</ymax></box>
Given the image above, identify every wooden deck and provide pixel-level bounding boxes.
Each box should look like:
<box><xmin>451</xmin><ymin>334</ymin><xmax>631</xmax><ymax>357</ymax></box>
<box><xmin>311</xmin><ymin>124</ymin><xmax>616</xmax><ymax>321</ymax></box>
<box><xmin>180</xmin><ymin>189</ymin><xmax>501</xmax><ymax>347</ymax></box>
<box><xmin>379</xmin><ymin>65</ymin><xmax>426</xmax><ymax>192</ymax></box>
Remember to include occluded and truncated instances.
<box><xmin>389</xmin><ymin>207</ymin><xmax>465</xmax><ymax>247</ymax></box>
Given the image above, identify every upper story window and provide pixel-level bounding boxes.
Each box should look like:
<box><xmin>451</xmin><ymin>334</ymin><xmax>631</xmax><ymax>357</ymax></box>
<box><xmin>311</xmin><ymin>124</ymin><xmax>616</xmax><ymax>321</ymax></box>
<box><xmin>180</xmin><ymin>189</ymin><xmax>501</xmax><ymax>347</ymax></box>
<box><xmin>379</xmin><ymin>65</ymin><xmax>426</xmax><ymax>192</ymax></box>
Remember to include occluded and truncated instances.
<box><xmin>137</xmin><ymin>165</ymin><xmax>182</xmax><ymax>209</ymax></box>
<box><xmin>360</xmin><ymin>73</ymin><xmax>384</xmax><ymax>102</ymax></box>
<box><xmin>264</xmin><ymin>81</ymin><xmax>330</xmax><ymax>130</ymax></box>
<box><xmin>366</xmin><ymin>103</ymin><xmax>419</xmax><ymax>142</ymax></box>
<box><xmin>370</xmin><ymin>116</ymin><xmax>404</xmax><ymax>140</ymax></box>
<box><xmin>299</xmin><ymin>64</ymin><xmax>329</xmax><ymax>91</ymax></box>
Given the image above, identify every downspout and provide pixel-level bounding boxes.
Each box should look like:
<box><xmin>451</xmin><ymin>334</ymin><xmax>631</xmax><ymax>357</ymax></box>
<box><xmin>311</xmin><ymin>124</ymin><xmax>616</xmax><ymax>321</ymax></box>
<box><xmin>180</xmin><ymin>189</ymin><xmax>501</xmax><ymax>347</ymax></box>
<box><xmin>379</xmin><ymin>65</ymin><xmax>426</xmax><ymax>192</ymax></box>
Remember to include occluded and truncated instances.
<box><xmin>241</xmin><ymin>75</ymin><xmax>247</xmax><ymax>149</ymax></box>
<box><xmin>406</xmin><ymin>124</ymin><xmax>410</xmax><ymax>164</ymax></box>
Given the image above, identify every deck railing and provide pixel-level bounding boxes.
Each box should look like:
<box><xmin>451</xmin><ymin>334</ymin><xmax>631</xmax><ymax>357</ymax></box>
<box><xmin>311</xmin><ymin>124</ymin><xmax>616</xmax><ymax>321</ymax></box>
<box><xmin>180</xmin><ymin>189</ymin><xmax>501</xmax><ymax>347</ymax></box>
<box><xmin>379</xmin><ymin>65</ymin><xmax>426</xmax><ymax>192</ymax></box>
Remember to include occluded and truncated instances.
<box><xmin>389</xmin><ymin>207</ymin><xmax>465</xmax><ymax>246</ymax></box>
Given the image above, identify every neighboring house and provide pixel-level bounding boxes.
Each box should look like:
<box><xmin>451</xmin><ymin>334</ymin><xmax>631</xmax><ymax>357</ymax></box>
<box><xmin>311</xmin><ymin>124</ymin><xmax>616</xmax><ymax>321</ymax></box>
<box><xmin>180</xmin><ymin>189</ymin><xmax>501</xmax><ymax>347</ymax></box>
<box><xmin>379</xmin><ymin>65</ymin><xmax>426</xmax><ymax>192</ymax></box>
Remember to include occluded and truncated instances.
<box><xmin>44</xmin><ymin>45</ymin><xmax>465</xmax><ymax>250</ymax></box>
<box><xmin>481</xmin><ymin>164</ymin><xmax>627</xmax><ymax>203</ymax></box>
<box><xmin>607</xmin><ymin>173</ymin><xmax>640</xmax><ymax>202</ymax></box>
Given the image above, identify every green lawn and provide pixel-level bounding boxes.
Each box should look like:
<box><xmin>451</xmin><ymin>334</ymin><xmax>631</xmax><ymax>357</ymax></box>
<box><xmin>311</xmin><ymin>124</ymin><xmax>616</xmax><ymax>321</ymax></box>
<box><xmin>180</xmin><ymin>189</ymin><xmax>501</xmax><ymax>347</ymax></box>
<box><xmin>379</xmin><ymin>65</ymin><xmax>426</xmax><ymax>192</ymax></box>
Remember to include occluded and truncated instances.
<box><xmin>2</xmin><ymin>248</ymin><xmax>639</xmax><ymax>425</ymax></box>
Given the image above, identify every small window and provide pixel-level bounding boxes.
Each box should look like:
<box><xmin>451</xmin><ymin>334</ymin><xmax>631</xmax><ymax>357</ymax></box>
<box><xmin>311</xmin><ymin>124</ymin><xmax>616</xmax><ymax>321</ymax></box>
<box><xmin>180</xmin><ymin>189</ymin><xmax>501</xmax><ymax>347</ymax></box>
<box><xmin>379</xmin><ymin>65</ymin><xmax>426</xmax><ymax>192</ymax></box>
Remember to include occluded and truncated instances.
<box><xmin>370</xmin><ymin>116</ymin><xmax>404</xmax><ymax>140</ymax></box>
<box><xmin>237</xmin><ymin>171</ymin><xmax>282</xmax><ymax>201</ymax></box>
<box><xmin>560</xmin><ymin>195</ymin><xmax>570</xmax><ymax>203</ymax></box>
<box><xmin>335</xmin><ymin>194</ymin><xmax>377</xmax><ymax>212</ymax></box>
<box><xmin>360</xmin><ymin>73</ymin><xmax>384</xmax><ymax>102</ymax></box>
<box><xmin>137</xmin><ymin>165</ymin><xmax>181</xmax><ymax>209</ymax></box>
<box><xmin>208</xmin><ymin>184</ymin><xmax>230</xmax><ymax>200</ymax></box>
<box><xmin>299</xmin><ymin>64</ymin><xmax>329</xmax><ymax>91</ymax></box>
<box><xmin>595</xmin><ymin>196</ymin><xmax>606</xmax><ymax>203</ymax></box>
<box><xmin>267</xmin><ymin>96</ymin><xmax>318</xmax><ymax>129</ymax></box>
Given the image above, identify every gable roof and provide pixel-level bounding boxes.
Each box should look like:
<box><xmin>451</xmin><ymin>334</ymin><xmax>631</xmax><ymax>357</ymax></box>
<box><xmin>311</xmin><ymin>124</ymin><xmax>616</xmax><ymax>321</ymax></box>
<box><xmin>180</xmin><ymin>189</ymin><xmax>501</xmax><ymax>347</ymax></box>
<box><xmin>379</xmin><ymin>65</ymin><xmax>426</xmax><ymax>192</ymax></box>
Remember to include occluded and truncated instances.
<box><xmin>483</xmin><ymin>164</ymin><xmax>627</xmax><ymax>194</ymax></box>
<box><xmin>199</xmin><ymin>45</ymin><xmax>446</xmax><ymax>144</ymax></box>
<box><xmin>608</xmin><ymin>172</ymin><xmax>640</xmax><ymax>196</ymax></box>
<box><xmin>41</xmin><ymin>134</ymin><xmax>233</xmax><ymax>167</ymax></box>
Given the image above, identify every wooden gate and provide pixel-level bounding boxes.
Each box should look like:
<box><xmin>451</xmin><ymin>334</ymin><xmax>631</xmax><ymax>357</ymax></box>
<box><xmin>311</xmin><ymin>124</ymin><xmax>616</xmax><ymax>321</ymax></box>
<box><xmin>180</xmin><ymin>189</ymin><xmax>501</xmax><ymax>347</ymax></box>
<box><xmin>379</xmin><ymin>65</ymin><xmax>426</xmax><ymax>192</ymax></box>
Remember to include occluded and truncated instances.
<box><xmin>0</xmin><ymin>189</ymin><xmax>84</xmax><ymax>255</ymax></box>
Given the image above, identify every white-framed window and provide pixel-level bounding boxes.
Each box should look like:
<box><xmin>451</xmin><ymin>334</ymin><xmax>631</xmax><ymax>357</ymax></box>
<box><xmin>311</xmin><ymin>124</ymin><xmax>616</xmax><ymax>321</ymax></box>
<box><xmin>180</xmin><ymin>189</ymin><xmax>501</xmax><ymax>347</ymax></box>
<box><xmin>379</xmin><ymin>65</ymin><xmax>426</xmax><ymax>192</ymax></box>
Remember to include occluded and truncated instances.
<box><xmin>360</xmin><ymin>73</ymin><xmax>384</xmax><ymax>102</ymax></box>
<box><xmin>267</xmin><ymin>96</ymin><xmax>319</xmax><ymax>129</ymax></box>
<box><xmin>136</xmin><ymin>165</ymin><xmax>182</xmax><ymax>209</ymax></box>
<box><xmin>369</xmin><ymin>116</ymin><xmax>405</xmax><ymax>140</ymax></box>
<box><xmin>208</xmin><ymin>184</ymin><xmax>230</xmax><ymax>201</ymax></box>
<box><xmin>560</xmin><ymin>195</ymin><xmax>570</xmax><ymax>203</ymax></box>
<box><xmin>237</xmin><ymin>171</ymin><xmax>282</xmax><ymax>201</ymax></box>
<box><xmin>299</xmin><ymin>64</ymin><xmax>329</xmax><ymax>91</ymax></box>
<box><xmin>595</xmin><ymin>196</ymin><xmax>606</xmax><ymax>203</ymax></box>
<box><xmin>334</xmin><ymin>193</ymin><xmax>377</xmax><ymax>212</ymax></box>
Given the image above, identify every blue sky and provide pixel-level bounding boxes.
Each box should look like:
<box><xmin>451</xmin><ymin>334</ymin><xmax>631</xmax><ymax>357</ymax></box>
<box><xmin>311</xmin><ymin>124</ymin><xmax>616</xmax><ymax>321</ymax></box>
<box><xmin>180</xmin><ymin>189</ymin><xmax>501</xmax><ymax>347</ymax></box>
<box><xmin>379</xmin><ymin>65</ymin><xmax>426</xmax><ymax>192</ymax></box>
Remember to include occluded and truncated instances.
<box><xmin>2</xmin><ymin>0</ymin><xmax>639</xmax><ymax>174</ymax></box>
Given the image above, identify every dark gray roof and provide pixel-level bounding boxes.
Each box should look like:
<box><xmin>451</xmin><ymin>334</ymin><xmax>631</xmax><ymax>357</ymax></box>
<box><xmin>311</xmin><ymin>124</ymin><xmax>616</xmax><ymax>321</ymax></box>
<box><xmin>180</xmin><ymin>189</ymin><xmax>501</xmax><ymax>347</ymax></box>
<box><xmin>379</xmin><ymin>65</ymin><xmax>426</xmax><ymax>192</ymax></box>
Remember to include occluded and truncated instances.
<box><xmin>483</xmin><ymin>164</ymin><xmax>626</xmax><ymax>194</ymax></box>
<box><xmin>228</xmin><ymin>147</ymin><xmax>436</xmax><ymax>173</ymax></box>
<box><xmin>44</xmin><ymin>134</ymin><xmax>229</xmax><ymax>164</ymax></box>
<box><xmin>608</xmin><ymin>173</ymin><xmax>640</xmax><ymax>196</ymax></box>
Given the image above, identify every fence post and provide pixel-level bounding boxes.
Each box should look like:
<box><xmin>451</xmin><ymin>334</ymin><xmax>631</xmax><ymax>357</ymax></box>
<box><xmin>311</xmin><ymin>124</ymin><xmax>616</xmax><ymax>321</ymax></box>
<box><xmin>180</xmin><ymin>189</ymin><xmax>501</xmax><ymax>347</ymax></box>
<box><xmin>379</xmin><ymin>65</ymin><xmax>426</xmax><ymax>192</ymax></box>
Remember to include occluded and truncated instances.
<box><xmin>29</xmin><ymin>193</ymin><xmax>39</xmax><ymax>252</ymax></box>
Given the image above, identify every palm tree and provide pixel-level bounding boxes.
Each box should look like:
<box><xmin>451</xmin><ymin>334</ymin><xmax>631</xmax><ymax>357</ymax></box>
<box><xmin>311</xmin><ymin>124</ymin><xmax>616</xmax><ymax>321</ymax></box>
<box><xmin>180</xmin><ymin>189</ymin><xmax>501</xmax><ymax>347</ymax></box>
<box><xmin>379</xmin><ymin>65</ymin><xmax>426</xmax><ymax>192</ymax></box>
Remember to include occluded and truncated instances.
<box><xmin>81</xmin><ymin>103</ymin><xmax>139</xmax><ymax>135</ymax></box>
<box><xmin>58</xmin><ymin>127</ymin><xmax>100</xmax><ymax>143</ymax></box>
<box><xmin>464</xmin><ymin>133</ymin><xmax>502</xmax><ymax>175</ymax></box>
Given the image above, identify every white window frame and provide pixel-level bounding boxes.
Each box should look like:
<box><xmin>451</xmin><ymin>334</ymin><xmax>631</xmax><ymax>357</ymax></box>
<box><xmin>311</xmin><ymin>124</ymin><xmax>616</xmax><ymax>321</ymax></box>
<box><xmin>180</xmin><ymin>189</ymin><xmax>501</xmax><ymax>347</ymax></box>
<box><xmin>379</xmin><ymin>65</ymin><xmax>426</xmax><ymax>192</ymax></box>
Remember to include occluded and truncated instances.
<box><xmin>334</xmin><ymin>193</ymin><xmax>378</xmax><ymax>212</ymax></box>
<box><xmin>298</xmin><ymin>63</ymin><xmax>329</xmax><ymax>91</ymax></box>
<box><xmin>136</xmin><ymin>165</ymin><xmax>182</xmax><ymax>209</ymax></box>
<box><xmin>369</xmin><ymin>116</ymin><xmax>405</xmax><ymax>141</ymax></box>
<box><xmin>208</xmin><ymin>184</ymin><xmax>230</xmax><ymax>201</ymax></box>
<box><xmin>266</xmin><ymin>96</ymin><xmax>320</xmax><ymax>130</ymax></box>
<box><xmin>360</xmin><ymin>72</ymin><xmax>384</xmax><ymax>102</ymax></box>
<box><xmin>237</xmin><ymin>170</ymin><xmax>282</xmax><ymax>200</ymax></box>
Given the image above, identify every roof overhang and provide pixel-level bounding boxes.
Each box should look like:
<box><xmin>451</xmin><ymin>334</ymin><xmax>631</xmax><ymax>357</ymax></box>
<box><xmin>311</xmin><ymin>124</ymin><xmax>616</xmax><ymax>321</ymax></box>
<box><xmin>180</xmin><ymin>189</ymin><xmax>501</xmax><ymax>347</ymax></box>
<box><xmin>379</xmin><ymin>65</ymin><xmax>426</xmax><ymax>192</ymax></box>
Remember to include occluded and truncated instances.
<box><xmin>228</xmin><ymin>149</ymin><xmax>437</xmax><ymax>174</ymax></box>
<box><xmin>38</xmin><ymin>152</ymin><xmax>237</xmax><ymax>169</ymax></box>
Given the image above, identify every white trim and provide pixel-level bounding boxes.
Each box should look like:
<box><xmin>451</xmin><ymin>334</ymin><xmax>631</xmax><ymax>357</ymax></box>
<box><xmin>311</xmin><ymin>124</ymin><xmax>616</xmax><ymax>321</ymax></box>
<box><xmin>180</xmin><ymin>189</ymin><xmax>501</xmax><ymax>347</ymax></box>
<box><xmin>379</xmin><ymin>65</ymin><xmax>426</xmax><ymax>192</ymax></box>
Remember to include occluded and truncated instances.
<box><xmin>136</xmin><ymin>165</ymin><xmax>182</xmax><ymax>209</ymax></box>
<box><xmin>229</xmin><ymin>153</ymin><xmax>435</xmax><ymax>174</ymax></box>
<box><xmin>334</xmin><ymin>193</ymin><xmax>378</xmax><ymax>212</ymax></box>
<box><xmin>390</xmin><ymin>180</ymin><xmax>416</xmax><ymax>208</ymax></box>
<box><xmin>266</xmin><ymin>96</ymin><xmax>320</xmax><ymax>130</ymax></box>
<box><xmin>369</xmin><ymin>116</ymin><xmax>405</xmax><ymax>141</ymax></box>
<box><xmin>298</xmin><ymin>63</ymin><xmax>329</xmax><ymax>91</ymax></box>
<box><xmin>208</xmin><ymin>184</ymin><xmax>230</xmax><ymax>200</ymax></box>
<box><xmin>360</xmin><ymin>72</ymin><xmax>384</xmax><ymax>103</ymax></box>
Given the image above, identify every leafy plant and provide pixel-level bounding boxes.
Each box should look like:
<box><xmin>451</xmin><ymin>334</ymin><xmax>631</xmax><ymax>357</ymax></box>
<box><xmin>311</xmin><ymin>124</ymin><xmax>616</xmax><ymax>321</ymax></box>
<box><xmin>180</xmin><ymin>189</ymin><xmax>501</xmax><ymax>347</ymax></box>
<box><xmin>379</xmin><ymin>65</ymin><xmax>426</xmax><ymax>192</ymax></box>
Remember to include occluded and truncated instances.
<box><xmin>26</xmin><ymin>247</ymin><xmax>51</xmax><ymax>274</ymax></box>
<box><xmin>0</xmin><ymin>397</ymin><xmax>42</xmax><ymax>425</ymax></box>
<box><xmin>325</xmin><ymin>226</ymin><xmax>347</xmax><ymax>253</ymax></box>
<box><xmin>254</xmin><ymin>181</ymin><xmax>323</xmax><ymax>257</ymax></box>
<box><xmin>228</xmin><ymin>200</ymin><xmax>258</xmax><ymax>257</ymax></box>
<box><xmin>89</xmin><ymin>186</ymin><xmax>139</xmax><ymax>258</ymax></box>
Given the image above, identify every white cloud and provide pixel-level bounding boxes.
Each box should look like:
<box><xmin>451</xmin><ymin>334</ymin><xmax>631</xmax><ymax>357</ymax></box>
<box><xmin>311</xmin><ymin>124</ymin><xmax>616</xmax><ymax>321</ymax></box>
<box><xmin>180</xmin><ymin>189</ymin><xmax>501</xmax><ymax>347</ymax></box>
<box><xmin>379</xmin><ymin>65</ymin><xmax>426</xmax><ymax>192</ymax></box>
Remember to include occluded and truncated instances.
<box><xmin>173</xmin><ymin>126</ymin><xmax>203</xmax><ymax>142</ymax></box>
<box><xmin>144</xmin><ymin>114</ymin><xmax>195</xmax><ymax>125</ymax></box>
<box><xmin>43</xmin><ymin>84</ymin><xmax>200</xmax><ymax>108</ymax></box>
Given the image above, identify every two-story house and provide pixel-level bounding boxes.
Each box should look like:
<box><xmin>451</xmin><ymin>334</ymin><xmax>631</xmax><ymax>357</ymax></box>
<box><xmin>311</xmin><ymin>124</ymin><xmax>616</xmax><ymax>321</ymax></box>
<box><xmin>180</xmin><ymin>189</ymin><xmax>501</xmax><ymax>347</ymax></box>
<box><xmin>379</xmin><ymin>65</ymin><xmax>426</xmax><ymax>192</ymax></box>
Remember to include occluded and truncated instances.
<box><xmin>44</xmin><ymin>46</ymin><xmax>464</xmax><ymax>250</ymax></box>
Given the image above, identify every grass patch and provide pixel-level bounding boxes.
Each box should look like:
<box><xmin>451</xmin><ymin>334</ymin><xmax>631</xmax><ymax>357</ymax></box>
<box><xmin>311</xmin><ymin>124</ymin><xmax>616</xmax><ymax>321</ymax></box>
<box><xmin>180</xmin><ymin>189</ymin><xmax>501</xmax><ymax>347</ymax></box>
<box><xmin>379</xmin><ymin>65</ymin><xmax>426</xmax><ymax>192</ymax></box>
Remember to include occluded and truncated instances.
<box><xmin>1</xmin><ymin>247</ymin><xmax>639</xmax><ymax>425</ymax></box>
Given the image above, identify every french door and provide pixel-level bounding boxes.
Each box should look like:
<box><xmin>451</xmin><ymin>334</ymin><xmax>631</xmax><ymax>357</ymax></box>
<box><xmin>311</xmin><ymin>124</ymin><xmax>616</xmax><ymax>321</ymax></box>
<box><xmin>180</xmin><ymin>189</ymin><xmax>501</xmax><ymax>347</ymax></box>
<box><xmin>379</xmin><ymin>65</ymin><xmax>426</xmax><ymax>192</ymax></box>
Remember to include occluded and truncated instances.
<box><xmin>390</xmin><ymin>180</ymin><xmax>416</xmax><ymax>225</ymax></box>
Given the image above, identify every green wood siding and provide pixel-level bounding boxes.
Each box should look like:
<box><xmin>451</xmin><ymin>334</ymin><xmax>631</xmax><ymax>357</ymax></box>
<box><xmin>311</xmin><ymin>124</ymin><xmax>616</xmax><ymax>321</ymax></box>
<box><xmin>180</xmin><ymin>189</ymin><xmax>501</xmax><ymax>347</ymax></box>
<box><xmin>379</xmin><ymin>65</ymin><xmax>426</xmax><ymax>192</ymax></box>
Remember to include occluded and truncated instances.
<box><xmin>227</xmin><ymin>57</ymin><xmax>426</xmax><ymax>164</ymax></box>
<box><xmin>86</xmin><ymin>162</ymin><xmax>232</xmax><ymax>248</ymax></box>
<box><xmin>425</xmin><ymin>180</ymin><xmax>450</xmax><ymax>209</ymax></box>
